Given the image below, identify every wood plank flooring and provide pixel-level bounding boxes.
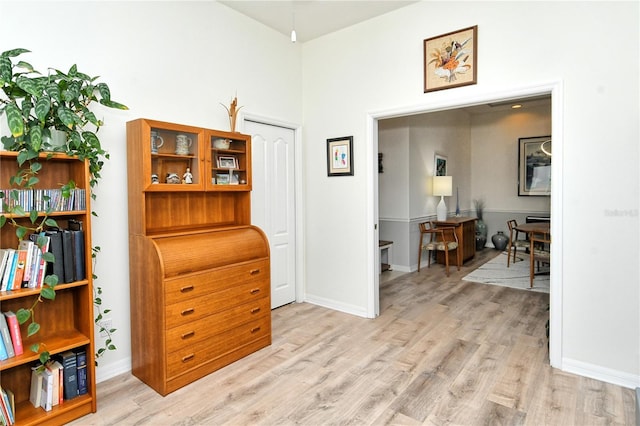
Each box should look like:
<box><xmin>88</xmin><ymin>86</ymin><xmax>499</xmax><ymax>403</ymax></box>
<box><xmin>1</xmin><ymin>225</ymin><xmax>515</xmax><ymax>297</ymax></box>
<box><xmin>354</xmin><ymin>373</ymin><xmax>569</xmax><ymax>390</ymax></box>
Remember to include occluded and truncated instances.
<box><xmin>70</xmin><ymin>250</ymin><xmax>636</xmax><ymax>425</ymax></box>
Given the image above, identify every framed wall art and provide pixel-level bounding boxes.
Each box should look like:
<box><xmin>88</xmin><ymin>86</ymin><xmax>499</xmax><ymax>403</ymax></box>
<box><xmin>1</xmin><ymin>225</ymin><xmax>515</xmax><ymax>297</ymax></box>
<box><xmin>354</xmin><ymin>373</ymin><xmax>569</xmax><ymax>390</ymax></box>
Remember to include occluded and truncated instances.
<box><xmin>518</xmin><ymin>135</ymin><xmax>552</xmax><ymax>196</ymax></box>
<box><xmin>424</xmin><ymin>25</ymin><xmax>478</xmax><ymax>93</ymax></box>
<box><xmin>327</xmin><ymin>136</ymin><xmax>354</xmax><ymax>176</ymax></box>
<box><xmin>434</xmin><ymin>153</ymin><xmax>447</xmax><ymax>176</ymax></box>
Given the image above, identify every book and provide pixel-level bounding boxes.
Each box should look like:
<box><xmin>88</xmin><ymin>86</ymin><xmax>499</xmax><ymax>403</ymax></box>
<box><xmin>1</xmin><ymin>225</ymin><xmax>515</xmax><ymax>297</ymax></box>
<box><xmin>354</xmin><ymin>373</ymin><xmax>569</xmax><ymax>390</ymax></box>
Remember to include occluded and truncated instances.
<box><xmin>0</xmin><ymin>387</ymin><xmax>13</xmax><ymax>425</ymax></box>
<box><xmin>0</xmin><ymin>249</ymin><xmax>16</xmax><ymax>291</ymax></box>
<box><xmin>0</xmin><ymin>249</ymin><xmax>10</xmax><ymax>287</ymax></box>
<box><xmin>61</xmin><ymin>230</ymin><xmax>75</xmax><ymax>283</ymax></box>
<box><xmin>56</xmin><ymin>351</ymin><xmax>78</xmax><ymax>400</ymax></box>
<box><xmin>0</xmin><ymin>314</ymin><xmax>14</xmax><ymax>359</ymax></box>
<box><xmin>68</xmin><ymin>220</ymin><xmax>86</xmax><ymax>281</ymax></box>
<box><xmin>0</xmin><ymin>332</ymin><xmax>8</xmax><ymax>361</ymax></box>
<box><xmin>10</xmin><ymin>249</ymin><xmax>27</xmax><ymax>290</ymax></box>
<box><xmin>30</xmin><ymin>233</ymin><xmax>50</xmax><ymax>288</ymax></box>
<box><xmin>29</xmin><ymin>366</ymin><xmax>44</xmax><ymax>408</ymax></box>
<box><xmin>45</xmin><ymin>360</ymin><xmax>63</xmax><ymax>407</ymax></box>
<box><xmin>75</xmin><ymin>349</ymin><xmax>88</xmax><ymax>395</ymax></box>
<box><xmin>18</xmin><ymin>239</ymin><xmax>34</xmax><ymax>287</ymax></box>
<box><xmin>27</xmin><ymin>244</ymin><xmax>42</xmax><ymax>289</ymax></box>
<box><xmin>45</xmin><ymin>230</ymin><xmax>64</xmax><ymax>282</ymax></box>
<box><xmin>40</xmin><ymin>367</ymin><xmax>54</xmax><ymax>411</ymax></box>
<box><xmin>3</xmin><ymin>388</ymin><xmax>14</xmax><ymax>425</ymax></box>
<box><xmin>3</xmin><ymin>312</ymin><xmax>22</xmax><ymax>356</ymax></box>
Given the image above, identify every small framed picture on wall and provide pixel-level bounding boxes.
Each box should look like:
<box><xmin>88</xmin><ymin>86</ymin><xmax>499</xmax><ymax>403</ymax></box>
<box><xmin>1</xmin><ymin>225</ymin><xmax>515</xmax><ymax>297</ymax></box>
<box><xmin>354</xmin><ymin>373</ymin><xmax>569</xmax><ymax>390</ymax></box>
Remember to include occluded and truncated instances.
<box><xmin>327</xmin><ymin>136</ymin><xmax>354</xmax><ymax>176</ymax></box>
<box><xmin>434</xmin><ymin>154</ymin><xmax>447</xmax><ymax>176</ymax></box>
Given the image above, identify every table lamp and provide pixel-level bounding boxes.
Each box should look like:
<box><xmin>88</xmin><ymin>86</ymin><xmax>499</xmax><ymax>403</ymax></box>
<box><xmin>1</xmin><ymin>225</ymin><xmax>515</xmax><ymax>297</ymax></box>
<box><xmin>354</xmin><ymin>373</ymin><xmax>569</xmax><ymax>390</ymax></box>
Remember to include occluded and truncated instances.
<box><xmin>433</xmin><ymin>176</ymin><xmax>452</xmax><ymax>221</ymax></box>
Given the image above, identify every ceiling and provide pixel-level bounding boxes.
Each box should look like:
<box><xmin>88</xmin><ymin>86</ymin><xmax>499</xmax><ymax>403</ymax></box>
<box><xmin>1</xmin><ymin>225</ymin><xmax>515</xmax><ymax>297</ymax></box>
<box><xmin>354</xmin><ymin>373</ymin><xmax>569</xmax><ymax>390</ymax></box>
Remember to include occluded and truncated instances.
<box><xmin>218</xmin><ymin>1</ymin><xmax>418</xmax><ymax>43</ymax></box>
<box><xmin>219</xmin><ymin>1</ymin><xmax>550</xmax><ymax>112</ymax></box>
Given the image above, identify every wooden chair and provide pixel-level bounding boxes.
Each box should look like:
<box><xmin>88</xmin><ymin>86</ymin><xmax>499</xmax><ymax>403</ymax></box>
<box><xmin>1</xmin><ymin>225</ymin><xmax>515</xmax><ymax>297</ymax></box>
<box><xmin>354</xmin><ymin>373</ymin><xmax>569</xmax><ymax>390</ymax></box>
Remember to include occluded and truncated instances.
<box><xmin>507</xmin><ymin>219</ymin><xmax>528</xmax><ymax>267</ymax></box>
<box><xmin>529</xmin><ymin>232</ymin><xmax>551</xmax><ymax>287</ymax></box>
<box><xmin>417</xmin><ymin>221</ymin><xmax>460</xmax><ymax>276</ymax></box>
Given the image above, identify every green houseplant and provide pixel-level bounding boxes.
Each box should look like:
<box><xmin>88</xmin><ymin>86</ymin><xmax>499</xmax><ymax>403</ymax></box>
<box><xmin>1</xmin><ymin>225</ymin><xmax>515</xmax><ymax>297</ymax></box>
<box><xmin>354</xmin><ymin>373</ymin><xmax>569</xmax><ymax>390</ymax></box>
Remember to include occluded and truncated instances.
<box><xmin>0</xmin><ymin>48</ymin><xmax>127</xmax><ymax>363</ymax></box>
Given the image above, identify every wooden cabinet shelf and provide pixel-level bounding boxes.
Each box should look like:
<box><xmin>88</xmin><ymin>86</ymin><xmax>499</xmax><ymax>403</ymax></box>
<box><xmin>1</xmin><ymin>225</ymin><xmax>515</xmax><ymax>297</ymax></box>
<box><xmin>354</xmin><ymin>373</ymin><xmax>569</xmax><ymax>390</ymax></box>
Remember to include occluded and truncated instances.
<box><xmin>0</xmin><ymin>152</ymin><xmax>97</xmax><ymax>424</ymax></box>
<box><xmin>127</xmin><ymin>118</ymin><xmax>270</xmax><ymax>396</ymax></box>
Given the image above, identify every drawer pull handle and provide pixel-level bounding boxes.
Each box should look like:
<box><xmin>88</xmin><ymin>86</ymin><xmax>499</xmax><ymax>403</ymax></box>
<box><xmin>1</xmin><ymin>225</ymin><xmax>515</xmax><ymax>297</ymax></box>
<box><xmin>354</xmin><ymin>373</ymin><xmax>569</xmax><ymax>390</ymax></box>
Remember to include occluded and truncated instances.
<box><xmin>251</xmin><ymin>326</ymin><xmax>261</xmax><ymax>333</ymax></box>
<box><xmin>181</xmin><ymin>308</ymin><xmax>195</xmax><ymax>316</ymax></box>
<box><xmin>181</xmin><ymin>331</ymin><xmax>195</xmax><ymax>339</ymax></box>
<box><xmin>182</xmin><ymin>354</ymin><xmax>195</xmax><ymax>363</ymax></box>
<box><xmin>250</xmin><ymin>307</ymin><xmax>261</xmax><ymax>314</ymax></box>
<box><xmin>180</xmin><ymin>285</ymin><xmax>194</xmax><ymax>293</ymax></box>
<box><xmin>250</xmin><ymin>269</ymin><xmax>261</xmax><ymax>275</ymax></box>
<box><xmin>250</xmin><ymin>288</ymin><xmax>261</xmax><ymax>295</ymax></box>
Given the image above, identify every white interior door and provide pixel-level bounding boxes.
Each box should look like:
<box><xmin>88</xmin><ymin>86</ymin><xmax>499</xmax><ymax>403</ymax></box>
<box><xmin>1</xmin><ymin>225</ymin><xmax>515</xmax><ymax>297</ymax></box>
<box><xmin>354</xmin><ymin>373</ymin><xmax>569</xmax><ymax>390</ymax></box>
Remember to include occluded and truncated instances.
<box><xmin>245</xmin><ymin>120</ymin><xmax>296</xmax><ymax>308</ymax></box>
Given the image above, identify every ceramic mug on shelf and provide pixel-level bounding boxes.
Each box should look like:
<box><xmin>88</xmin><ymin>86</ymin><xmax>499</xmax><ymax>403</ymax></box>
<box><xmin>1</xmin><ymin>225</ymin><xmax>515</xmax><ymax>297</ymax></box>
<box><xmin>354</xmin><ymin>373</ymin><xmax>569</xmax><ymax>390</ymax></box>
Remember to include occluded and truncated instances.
<box><xmin>175</xmin><ymin>134</ymin><xmax>193</xmax><ymax>155</ymax></box>
<box><xmin>151</xmin><ymin>130</ymin><xmax>164</xmax><ymax>154</ymax></box>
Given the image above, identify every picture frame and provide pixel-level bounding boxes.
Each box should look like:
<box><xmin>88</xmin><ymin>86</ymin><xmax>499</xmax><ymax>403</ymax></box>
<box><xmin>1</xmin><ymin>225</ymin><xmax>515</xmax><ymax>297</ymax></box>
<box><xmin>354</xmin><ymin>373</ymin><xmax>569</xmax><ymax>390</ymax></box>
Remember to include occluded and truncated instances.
<box><xmin>215</xmin><ymin>173</ymin><xmax>230</xmax><ymax>185</ymax></box>
<box><xmin>424</xmin><ymin>25</ymin><xmax>478</xmax><ymax>93</ymax></box>
<box><xmin>217</xmin><ymin>156</ymin><xmax>238</xmax><ymax>169</ymax></box>
<box><xmin>518</xmin><ymin>135</ymin><xmax>552</xmax><ymax>196</ymax></box>
<box><xmin>327</xmin><ymin>136</ymin><xmax>354</xmax><ymax>176</ymax></box>
<box><xmin>434</xmin><ymin>154</ymin><xmax>447</xmax><ymax>176</ymax></box>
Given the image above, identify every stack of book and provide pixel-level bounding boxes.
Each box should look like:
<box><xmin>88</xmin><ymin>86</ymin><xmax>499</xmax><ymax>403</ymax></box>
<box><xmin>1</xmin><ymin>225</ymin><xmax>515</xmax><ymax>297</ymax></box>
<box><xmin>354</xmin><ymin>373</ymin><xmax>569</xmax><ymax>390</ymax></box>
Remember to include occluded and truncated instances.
<box><xmin>0</xmin><ymin>221</ymin><xmax>86</xmax><ymax>291</ymax></box>
<box><xmin>0</xmin><ymin>311</ymin><xmax>23</xmax><ymax>361</ymax></box>
<box><xmin>29</xmin><ymin>349</ymin><xmax>88</xmax><ymax>411</ymax></box>
<box><xmin>0</xmin><ymin>386</ymin><xmax>15</xmax><ymax>425</ymax></box>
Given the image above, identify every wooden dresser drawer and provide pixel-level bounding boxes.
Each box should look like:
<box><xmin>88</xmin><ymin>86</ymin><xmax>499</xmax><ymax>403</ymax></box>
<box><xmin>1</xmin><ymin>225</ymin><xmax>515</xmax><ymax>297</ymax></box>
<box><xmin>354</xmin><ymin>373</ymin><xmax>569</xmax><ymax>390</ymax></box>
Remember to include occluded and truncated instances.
<box><xmin>165</xmin><ymin>279</ymin><xmax>269</xmax><ymax>328</ymax></box>
<box><xmin>166</xmin><ymin>315</ymin><xmax>271</xmax><ymax>378</ymax></box>
<box><xmin>165</xmin><ymin>259</ymin><xmax>269</xmax><ymax>305</ymax></box>
<box><xmin>166</xmin><ymin>296</ymin><xmax>270</xmax><ymax>352</ymax></box>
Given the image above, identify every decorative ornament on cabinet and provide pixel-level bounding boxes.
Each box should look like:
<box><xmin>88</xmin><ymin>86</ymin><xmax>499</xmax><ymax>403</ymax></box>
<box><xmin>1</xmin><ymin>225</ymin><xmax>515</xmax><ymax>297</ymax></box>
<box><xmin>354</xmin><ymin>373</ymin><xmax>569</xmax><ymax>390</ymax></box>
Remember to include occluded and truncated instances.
<box><xmin>221</xmin><ymin>96</ymin><xmax>244</xmax><ymax>133</ymax></box>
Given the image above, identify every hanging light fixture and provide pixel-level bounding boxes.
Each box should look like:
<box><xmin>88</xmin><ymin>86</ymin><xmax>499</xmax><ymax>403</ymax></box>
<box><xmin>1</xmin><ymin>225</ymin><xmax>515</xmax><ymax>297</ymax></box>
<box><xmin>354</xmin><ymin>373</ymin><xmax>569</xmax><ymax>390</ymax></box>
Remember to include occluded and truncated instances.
<box><xmin>290</xmin><ymin>3</ymin><xmax>297</xmax><ymax>43</ymax></box>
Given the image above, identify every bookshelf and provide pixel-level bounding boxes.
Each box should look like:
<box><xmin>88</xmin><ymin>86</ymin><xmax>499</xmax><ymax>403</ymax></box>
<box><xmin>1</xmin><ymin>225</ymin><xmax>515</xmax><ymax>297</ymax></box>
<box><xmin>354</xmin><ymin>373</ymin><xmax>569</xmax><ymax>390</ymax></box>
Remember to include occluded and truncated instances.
<box><xmin>0</xmin><ymin>152</ymin><xmax>96</xmax><ymax>425</ymax></box>
<box><xmin>127</xmin><ymin>118</ymin><xmax>271</xmax><ymax>396</ymax></box>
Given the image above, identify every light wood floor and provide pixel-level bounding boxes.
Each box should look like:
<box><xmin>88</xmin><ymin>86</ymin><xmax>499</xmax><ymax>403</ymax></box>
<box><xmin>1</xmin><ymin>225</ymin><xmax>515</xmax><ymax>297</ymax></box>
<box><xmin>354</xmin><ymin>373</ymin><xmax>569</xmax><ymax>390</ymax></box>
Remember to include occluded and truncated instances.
<box><xmin>71</xmin><ymin>250</ymin><xmax>636</xmax><ymax>425</ymax></box>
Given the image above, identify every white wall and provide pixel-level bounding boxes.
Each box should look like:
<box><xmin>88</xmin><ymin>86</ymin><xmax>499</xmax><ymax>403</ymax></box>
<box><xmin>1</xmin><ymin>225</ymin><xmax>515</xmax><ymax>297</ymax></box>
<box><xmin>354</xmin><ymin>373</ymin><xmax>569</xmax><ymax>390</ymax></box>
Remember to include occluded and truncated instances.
<box><xmin>1</xmin><ymin>1</ymin><xmax>638</xmax><ymax>390</ymax></box>
<box><xmin>0</xmin><ymin>1</ymin><xmax>302</xmax><ymax>381</ymax></box>
<box><xmin>302</xmin><ymin>1</ymin><xmax>638</xmax><ymax>387</ymax></box>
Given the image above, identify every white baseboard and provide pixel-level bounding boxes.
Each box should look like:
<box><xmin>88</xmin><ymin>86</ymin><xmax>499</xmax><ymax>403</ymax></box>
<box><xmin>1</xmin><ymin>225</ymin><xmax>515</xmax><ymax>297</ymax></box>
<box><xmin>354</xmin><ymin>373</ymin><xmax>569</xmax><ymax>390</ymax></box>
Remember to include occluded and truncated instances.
<box><xmin>96</xmin><ymin>357</ymin><xmax>132</xmax><ymax>384</ymax></box>
<box><xmin>303</xmin><ymin>295</ymin><xmax>369</xmax><ymax>318</ymax></box>
<box><xmin>562</xmin><ymin>357</ymin><xmax>640</xmax><ymax>389</ymax></box>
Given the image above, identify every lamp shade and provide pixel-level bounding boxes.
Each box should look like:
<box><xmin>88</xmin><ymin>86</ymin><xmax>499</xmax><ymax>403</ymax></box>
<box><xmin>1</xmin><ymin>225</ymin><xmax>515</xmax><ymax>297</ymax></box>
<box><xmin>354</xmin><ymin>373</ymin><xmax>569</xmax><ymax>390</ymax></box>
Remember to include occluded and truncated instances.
<box><xmin>432</xmin><ymin>176</ymin><xmax>453</xmax><ymax>197</ymax></box>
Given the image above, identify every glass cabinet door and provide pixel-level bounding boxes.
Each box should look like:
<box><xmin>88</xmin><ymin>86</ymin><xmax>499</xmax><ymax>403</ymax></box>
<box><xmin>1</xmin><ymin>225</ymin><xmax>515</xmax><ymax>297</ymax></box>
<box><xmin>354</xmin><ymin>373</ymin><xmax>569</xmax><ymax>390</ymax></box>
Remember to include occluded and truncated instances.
<box><xmin>207</xmin><ymin>132</ymin><xmax>251</xmax><ymax>191</ymax></box>
<box><xmin>147</xmin><ymin>126</ymin><xmax>204</xmax><ymax>190</ymax></box>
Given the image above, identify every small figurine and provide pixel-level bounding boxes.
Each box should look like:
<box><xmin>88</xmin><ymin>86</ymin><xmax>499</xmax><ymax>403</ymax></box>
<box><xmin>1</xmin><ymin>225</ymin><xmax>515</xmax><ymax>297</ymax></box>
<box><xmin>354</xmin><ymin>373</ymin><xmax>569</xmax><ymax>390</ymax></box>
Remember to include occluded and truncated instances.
<box><xmin>151</xmin><ymin>174</ymin><xmax>159</xmax><ymax>184</ymax></box>
<box><xmin>166</xmin><ymin>173</ymin><xmax>180</xmax><ymax>184</ymax></box>
<box><xmin>183</xmin><ymin>168</ymin><xmax>193</xmax><ymax>184</ymax></box>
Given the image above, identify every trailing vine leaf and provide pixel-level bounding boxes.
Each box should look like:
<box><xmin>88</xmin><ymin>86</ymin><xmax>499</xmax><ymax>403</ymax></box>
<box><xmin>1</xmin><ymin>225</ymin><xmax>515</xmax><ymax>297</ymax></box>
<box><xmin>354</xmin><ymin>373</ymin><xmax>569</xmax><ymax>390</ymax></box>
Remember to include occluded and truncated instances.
<box><xmin>27</xmin><ymin>322</ymin><xmax>40</xmax><ymax>337</ymax></box>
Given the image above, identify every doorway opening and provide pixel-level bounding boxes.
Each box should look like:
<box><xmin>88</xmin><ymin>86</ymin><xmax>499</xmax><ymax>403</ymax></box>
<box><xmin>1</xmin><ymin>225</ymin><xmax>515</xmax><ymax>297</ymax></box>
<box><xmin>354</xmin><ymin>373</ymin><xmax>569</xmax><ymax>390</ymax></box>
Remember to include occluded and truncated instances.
<box><xmin>367</xmin><ymin>81</ymin><xmax>564</xmax><ymax>369</ymax></box>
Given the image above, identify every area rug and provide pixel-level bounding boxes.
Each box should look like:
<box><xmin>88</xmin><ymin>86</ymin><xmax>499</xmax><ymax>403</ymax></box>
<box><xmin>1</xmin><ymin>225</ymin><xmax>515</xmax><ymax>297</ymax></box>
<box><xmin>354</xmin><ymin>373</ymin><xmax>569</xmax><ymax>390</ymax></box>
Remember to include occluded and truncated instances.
<box><xmin>462</xmin><ymin>251</ymin><xmax>549</xmax><ymax>293</ymax></box>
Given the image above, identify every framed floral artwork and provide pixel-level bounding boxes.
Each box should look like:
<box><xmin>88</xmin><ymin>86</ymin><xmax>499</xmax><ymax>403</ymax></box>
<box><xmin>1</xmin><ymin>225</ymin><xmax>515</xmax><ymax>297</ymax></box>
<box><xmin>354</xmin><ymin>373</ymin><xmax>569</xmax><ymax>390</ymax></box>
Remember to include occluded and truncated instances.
<box><xmin>327</xmin><ymin>136</ymin><xmax>354</xmax><ymax>176</ymax></box>
<box><xmin>424</xmin><ymin>25</ymin><xmax>478</xmax><ymax>93</ymax></box>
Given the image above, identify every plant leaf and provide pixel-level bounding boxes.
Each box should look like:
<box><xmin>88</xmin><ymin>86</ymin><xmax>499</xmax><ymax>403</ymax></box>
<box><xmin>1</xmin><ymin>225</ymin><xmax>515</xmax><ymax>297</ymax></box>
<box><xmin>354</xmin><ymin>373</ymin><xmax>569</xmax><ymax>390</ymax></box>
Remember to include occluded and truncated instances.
<box><xmin>16</xmin><ymin>308</ymin><xmax>31</xmax><ymax>324</ymax></box>
<box><xmin>27</xmin><ymin>322</ymin><xmax>40</xmax><ymax>337</ymax></box>
<box><xmin>41</xmin><ymin>286</ymin><xmax>56</xmax><ymax>300</ymax></box>
<box><xmin>5</xmin><ymin>103</ymin><xmax>24</xmax><ymax>137</ymax></box>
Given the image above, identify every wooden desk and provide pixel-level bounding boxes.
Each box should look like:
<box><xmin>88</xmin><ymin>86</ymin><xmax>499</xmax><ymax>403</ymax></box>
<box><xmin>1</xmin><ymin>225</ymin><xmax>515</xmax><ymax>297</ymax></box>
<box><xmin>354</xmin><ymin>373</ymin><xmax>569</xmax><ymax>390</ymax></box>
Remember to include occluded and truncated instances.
<box><xmin>432</xmin><ymin>217</ymin><xmax>477</xmax><ymax>266</ymax></box>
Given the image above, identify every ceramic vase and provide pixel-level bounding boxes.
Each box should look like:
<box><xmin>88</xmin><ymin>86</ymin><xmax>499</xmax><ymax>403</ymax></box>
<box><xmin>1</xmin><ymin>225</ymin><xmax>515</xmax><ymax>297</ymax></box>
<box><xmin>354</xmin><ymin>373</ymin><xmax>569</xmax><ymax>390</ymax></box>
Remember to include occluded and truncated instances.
<box><xmin>475</xmin><ymin>219</ymin><xmax>488</xmax><ymax>251</ymax></box>
<box><xmin>492</xmin><ymin>231</ymin><xmax>509</xmax><ymax>251</ymax></box>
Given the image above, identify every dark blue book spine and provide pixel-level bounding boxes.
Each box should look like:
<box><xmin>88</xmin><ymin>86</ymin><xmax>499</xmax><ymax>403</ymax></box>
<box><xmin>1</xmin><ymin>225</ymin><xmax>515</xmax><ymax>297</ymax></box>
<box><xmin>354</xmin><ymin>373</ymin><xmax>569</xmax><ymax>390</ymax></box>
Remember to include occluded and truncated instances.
<box><xmin>75</xmin><ymin>349</ymin><xmax>87</xmax><ymax>395</ymax></box>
